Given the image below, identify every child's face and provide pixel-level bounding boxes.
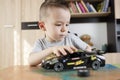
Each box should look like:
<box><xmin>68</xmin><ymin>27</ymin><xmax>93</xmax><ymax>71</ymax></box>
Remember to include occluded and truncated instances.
<box><xmin>44</xmin><ymin>7</ymin><xmax>71</xmax><ymax>42</ymax></box>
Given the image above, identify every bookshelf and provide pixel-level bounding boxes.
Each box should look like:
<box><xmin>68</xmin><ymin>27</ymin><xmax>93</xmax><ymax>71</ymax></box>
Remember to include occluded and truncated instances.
<box><xmin>115</xmin><ymin>19</ymin><xmax>120</xmax><ymax>52</ymax></box>
<box><xmin>114</xmin><ymin>0</ymin><xmax>120</xmax><ymax>52</ymax></box>
<box><xmin>67</xmin><ymin>0</ymin><xmax>110</xmax><ymax>18</ymax></box>
<box><xmin>66</xmin><ymin>0</ymin><xmax>103</xmax><ymax>2</ymax></box>
<box><xmin>66</xmin><ymin>0</ymin><xmax>111</xmax><ymax>23</ymax></box>
<box><xmin>107</xmin><ymin>0</ymin><xmax>120</xmax><ymax>52</ymax></box>
<box><xmin>66</xmin><ymin>0</ymin><xmax>120</xmax><ymax>52</ymax></box>
<box><xmin>71</xmin><ymin>12</ymin><xmax>110</xmax><ymax>18</ymax></box>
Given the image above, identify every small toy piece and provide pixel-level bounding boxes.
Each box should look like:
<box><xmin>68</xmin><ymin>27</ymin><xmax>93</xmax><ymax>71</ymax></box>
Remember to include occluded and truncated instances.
<box><xmin>41</xmin><ymin>49</ymin><xmax>105</xmax><ymax>72</ymax></box>
<box><xmin>78</xmin><ymin>69</ymin><xmax>90</xmax><ymax>77</ymax></box>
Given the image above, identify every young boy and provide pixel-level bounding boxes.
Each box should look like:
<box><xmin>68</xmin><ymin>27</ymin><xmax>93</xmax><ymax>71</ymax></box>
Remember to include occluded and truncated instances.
<box><xmin>28</xmin><ymin>0</ymin><xmax>92</xmax><ymax>66</ymax></box>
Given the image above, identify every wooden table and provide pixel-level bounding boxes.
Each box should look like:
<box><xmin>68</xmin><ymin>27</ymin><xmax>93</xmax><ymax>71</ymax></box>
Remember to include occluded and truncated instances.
<box><xmin>0</xmin><ymin>53</ymin><xmax>120</xmax><ymax>80</ymax></box>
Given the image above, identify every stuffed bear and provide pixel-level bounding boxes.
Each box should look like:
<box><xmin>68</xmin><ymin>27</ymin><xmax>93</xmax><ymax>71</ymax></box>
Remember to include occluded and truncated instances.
<box><xmin>80</xmin><ymin>34</ymin><xmax>93</xmax><ymax>46</ymax></box>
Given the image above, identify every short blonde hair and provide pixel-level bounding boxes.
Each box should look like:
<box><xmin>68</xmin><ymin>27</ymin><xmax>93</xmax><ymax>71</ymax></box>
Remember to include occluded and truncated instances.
<box><xmin>39</xmin><ymin>0</ymin><xmax>69</xmax><ymax>21</ymax></box>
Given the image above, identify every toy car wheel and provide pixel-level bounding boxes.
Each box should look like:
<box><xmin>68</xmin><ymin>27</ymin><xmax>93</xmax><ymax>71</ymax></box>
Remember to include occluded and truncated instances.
<box><xmin>44</xmin><ymin>63</ymin><xmax>50</xmax><ymax>69</ymax></box>
<box><xmin>54</xmin><ymin>62</ymin><xmax>64</xmax><ymax>72</ymax></box>
<box><xmin>91</xmin><ymin>60</ymin><xmax>100</xmax><ymax>70</ymax></box>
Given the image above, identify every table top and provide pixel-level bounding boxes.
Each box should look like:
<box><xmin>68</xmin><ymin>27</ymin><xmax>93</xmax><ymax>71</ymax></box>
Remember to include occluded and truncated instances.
<box><xmin>0</xmin><ymin>53</ymin><xmax>120</xmax><ymax>80</ymax></box>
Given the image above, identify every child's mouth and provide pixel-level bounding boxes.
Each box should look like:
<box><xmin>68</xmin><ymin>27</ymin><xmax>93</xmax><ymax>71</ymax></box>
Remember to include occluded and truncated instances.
<box><xmin>60</xmin><ymin>35</ymin><xmax>66</xmax><ymax>37</ymax></box>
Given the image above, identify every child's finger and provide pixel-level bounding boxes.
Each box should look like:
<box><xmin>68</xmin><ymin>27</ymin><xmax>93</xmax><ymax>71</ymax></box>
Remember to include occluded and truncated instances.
<box><xmin>70</xmin><ymin>46</ymin><xmax>78</xmax><ymax>52</ymax></box>
<box><xmin>64</xmin><ymin>47</ymin><xmax>74</xmax><ymax>53</ymax></box>
<box><xmin>59</xmin><ymin>48</ymin><xmax>67</xmax><ymax>55</ymax></box>
<box><xmin>53</xmin><ymin>50</ymin><xmax>61</xmax><ymax>57</ymax></box>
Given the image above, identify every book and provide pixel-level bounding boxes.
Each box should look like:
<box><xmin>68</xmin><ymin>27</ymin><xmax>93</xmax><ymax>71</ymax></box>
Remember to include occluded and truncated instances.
<box><xmin>102</xmin><ymin>0</ymin><xmax>110</xmax><ymax>12</ymax></box>
<box><xmin>69</xmin><ymin>1</ymin><xmax>79</xmax><ymax>13</ymax></box>
<box><xmin>69</xmin><ymin>2</ymin><xmax>75</xmax><ymax>13</ymax></box>
<box><xmin>69</xmin><ymin>6</ymin><xmax>73</xmax><ymax>13</ymax></box>
<box><xmin>78</xmin><ymin>2</ymin><xmax>86</xmax><ymax>13</ymax></box>
<box><xmin>97</xmin><ymin>2</ymin><xmax>103</xmax><ymax>12</ymax></box>
<box><xmin>90</xmin><ymin>4</ymin><xmax>97</xmax><ymax>13</ymax></box>
<box><xmin>80</xmin><ymin>0</ymin><xmax>89</xmax><ymax>13</ymax></box>
<box><xmin>97</xmin><ymin>0</ymin><xmax>109</xmax><ymax>12</ymax></box>
<box><xmin>75</xmin><ymin>1</ymin><xmax>82</xmax><ymax>13</ymax></box>
<box><xmin>86</xmin><ymin>2</ymin><xmax>94</xmax><ymax>12</ymax></box>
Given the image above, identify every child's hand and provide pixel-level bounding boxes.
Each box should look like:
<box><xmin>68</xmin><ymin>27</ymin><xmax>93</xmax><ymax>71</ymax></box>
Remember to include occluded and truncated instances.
<box><xmin>51</xmin><ymin>46</ymin><xmax>78</xmax><ymax>56</ymax></box>
<box><xmin>85</xmin><ymin>45</ymin><xmax>92</xmax><ymax>52</ymax></box>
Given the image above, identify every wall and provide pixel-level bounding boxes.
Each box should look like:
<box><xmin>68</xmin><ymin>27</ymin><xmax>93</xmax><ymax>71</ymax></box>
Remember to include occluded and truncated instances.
<box><xmin>21</xmin><ymin>0</ymin><xmax>45</xmax><ymax>65</ymax></box>
<box><xmin>0</xmin><ymin>0</ymin><xmax>45</xmax><ymax>69</ymax></box>
<box><xmin>0</xmin><ymin>0</ymin><xmax>21</xmax><ymax>69</ymax></box>
<box><xmin>69</xmin><ymin>23</ymin><xmax>107</xmax><ymax>49</ymax></box>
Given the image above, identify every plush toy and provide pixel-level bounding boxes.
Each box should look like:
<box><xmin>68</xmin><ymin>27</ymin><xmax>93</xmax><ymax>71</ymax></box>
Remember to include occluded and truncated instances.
<box><xmin>80</xmin><ymin>34</ymin><xmax>93</xmax><ymax>46</ymax></box>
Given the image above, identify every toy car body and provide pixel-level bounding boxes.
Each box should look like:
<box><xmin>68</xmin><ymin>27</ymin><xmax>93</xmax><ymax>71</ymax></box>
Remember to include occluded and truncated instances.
<box><xmin>41</xmin><ymin>50</ymin><xmax>105</xmax><ymax>72</ymax></box>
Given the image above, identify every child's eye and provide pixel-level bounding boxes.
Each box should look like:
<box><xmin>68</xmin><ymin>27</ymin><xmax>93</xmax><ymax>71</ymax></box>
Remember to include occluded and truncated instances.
<box><xmin>55</xmin><ymin>24</ymin><xmax>61</xmax><ymax>26</ymax></box>
<box><xmin>55</xmin><ymin>23</ymin><xmax>69</xmax><ymax>27</ymax></box>
<box><xmin>66</xmin><ymin>24</ymin><xmax>69</xmax><ymax>26</ymax></box>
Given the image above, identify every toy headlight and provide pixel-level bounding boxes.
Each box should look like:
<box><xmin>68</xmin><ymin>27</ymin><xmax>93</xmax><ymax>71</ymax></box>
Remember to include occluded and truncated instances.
<box><xmin>46</xmin><ymin>61</ymin><xmax>51</xmax><ymax>64</ymax></box>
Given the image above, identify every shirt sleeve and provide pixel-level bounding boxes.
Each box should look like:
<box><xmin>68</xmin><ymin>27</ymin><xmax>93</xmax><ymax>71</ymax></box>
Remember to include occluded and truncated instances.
<box><xmin>69</xmin><ymin>34</ymin><xmax>89</xmax><ymax>50</ymax></box>
<box><xmin>31</xmin><ymin>39</ymin><xmax>43</xmax><ymax>53</ymax></box>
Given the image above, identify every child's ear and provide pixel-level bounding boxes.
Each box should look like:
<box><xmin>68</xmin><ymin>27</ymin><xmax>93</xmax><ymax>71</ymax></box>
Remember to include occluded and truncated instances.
<box><xmin>38</xmin><ymin>21</ymin><xmax>46</xmax><ymax>31</ymax></box>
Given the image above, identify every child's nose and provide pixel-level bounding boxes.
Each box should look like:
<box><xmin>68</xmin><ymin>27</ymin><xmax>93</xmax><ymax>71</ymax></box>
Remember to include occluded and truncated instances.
<box><xmin>61</xmin><ymin>26</ymin><xmax>67</xmax><ymax>32</ymax></box>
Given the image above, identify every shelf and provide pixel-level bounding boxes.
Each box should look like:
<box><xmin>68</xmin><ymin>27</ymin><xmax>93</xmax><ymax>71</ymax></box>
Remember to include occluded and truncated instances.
<box><xmin>71</xmin><ymin>12</ymin><xmax>111</xmax><ymax>18</ymax></box>
<box><xmin>65</xmin><ymin>0</ymin><xmax>103</xmax><ymax>2</ymax></box>
<box><xmin>117</xmin><ymin>35</ymin><xmax>120</xmax><ymax>37</ymax></box>
<box><xmin>117</xmin><ymin>19</ymin><xmax>120</xmax><ymax>23</ymax></box>
<box><xmin>117</xmin><ymin>31</ymin><xmax>120</xmax><ymax>34</ymax></box>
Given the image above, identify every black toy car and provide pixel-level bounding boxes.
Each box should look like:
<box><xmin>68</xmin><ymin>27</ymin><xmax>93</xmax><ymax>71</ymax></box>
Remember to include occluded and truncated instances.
<box><xmin>41</xmin><ymin>50</ymin><xmax>105</xmax><ymax>72</ymax></box>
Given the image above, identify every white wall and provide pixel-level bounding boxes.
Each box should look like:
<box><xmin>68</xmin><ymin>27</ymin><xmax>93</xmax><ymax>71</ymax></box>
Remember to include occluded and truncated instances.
<box><xmin>69</xmin><ymin>23</ymin><xmax>107</xmax><ymax>50</ymax></box>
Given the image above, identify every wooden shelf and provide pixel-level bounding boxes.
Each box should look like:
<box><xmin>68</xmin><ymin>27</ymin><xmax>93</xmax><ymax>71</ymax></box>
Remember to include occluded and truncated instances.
<box><xmin>117</xmin><ymin>35</ymin><xmax>120</xmax><ymax>37</ymax></box>
<box><xmin>65</xmin><ymin>0</ymin><xmax>103</xmax><ymax>2</ymax></box>
<box><xmin>71</xmin><ymin>12</ymin><xmax>111</xmax><ymax>18</ymax></box>
<box><xmin>65</xmin><ymin>0</ymin><xmax>119</xmax><ymax>52</ymax></box>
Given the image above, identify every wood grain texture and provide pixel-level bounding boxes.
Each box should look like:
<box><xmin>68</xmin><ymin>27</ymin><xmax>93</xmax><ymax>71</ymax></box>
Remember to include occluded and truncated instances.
<box><xmin>0</xmin><ymin>67</ymin><xmax>119</xmax><ymax>80</ymax></box>
<box><xmin>0</xmin><ymin>0</ymin><xmax>21</xmax><ymax>69</ymax></box>
<box><xmin>114</xmin><ymin>0</ymin><xmax>120</xmax><ymax>19</ymax></box>
<box><xmin>21</xmin><ymin>0</ymin><xmax>45</xmax><ymax>65</ymax></box>
<box><xmin>104</xmin><ymin>53</ymin><xmax>120</xmax><ymax>64</ymax></box>
<box><xmin>21</xmin><ymin>0</ymin><xmax>44</xmax><ymax>21</ymax></box>
<box><xmin>21</xmin><ymin>30</ymin><xmax>45</xmax><ymax>65</ymax></box>
<box><xmin>0</xmin><ymin>0</ymin><xmax>45</xmax><ymax>69</ymax></box>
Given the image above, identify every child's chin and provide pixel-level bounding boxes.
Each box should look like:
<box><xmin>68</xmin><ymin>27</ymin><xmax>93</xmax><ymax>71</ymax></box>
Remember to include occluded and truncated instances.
<box><xmin>57</xmin><ymin>38</ymin><xmax>64</xmax><ymax>41</ymax></box>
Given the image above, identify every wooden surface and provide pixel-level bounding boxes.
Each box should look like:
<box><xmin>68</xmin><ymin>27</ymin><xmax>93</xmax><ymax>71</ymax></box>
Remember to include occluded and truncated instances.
<box><xmin>114</xmin><ymin>0</ymin><xmax>120</xmax><ymax>19</ymax></box>
<box><xmin>104</xmin><ymin>53</ymin><xmax>120</xmax><ymax>64</ymax></box>
<box><xmin>71</xmin><ymin>12</ymin><xmax>111</xmax><ymax>18</ymax></box>
<box><xmin>0</xmin><ymin>53</ymin><xmax>120</xmax><ymax>80</ymax></box>
<box><xmin>0</xmin><ymin>0</ymin><xmax>42</xmax><ymax>68</ymax></box>
<box><xmin>0</xmin><ymin>0</ymin><xmax>44</xmax><ymax>69</ymax></box>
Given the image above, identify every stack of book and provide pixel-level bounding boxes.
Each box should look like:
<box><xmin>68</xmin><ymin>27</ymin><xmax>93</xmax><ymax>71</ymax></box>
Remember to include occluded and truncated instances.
<box><xmin>97</xmin><ymin>0</ymin><xmax>110</xmax><ymax>12</ymax></box>
<box><xmin>69</xmin><ymin>0</ymin><xmax>109</xmax><ymax>14</ymax></box>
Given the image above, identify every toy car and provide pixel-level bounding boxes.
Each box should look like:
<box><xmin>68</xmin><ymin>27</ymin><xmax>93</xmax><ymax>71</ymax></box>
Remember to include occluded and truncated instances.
<box><xmin>41</xmin><ymin>50</ymin><xmax>105</xmax><ymax>72</ymax></box>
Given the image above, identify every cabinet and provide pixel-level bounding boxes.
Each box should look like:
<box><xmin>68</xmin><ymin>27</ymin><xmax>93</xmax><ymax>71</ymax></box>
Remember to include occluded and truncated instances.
<box><xmin>114</xmin><ymin>0</ymin><xmax>120</xmax><ymax>52</ymax></box>
<box><xmin>114</xmin><ymin>0</ymin><xmax>120</xmax><ymax>19</ymax></box>
<box><xmin>116</xmin><ymin>20</ymin><xmax>120</xmax><ymax>52</ymax></box>
<box><xmin>107</xmin><ymin>0</ymin><xmax>120</xmax><ymax>52</ymax></box>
